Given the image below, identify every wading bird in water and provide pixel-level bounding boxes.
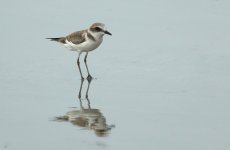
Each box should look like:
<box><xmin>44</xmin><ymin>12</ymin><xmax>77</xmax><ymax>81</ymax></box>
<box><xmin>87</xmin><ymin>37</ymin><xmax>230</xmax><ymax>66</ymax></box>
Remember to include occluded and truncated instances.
<box><xmin>46</xmin><ymin>23</ymin><xmax>112</xmax><ymax>80</ymax></box>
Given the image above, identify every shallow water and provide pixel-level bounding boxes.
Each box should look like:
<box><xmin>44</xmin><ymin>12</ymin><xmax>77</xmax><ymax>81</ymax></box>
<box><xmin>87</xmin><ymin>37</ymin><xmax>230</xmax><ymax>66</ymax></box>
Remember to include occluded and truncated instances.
<box><xmin>1</xmin><ymin>0</ymin><xmax>230</xmax><ymax>150</ymax></box>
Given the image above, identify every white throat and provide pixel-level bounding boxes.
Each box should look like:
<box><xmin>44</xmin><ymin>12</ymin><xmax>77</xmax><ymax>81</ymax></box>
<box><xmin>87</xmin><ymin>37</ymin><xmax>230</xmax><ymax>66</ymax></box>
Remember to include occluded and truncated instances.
<box><xmin>88</xmin><ymin>29</ymin><xmax>104</xmax><ymax>40</ymax></box>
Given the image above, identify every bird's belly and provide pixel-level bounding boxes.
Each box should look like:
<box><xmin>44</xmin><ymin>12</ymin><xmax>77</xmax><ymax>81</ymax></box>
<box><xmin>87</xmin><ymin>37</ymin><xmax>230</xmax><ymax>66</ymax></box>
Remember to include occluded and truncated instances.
<box><xmin>64</xmin><ymin>39</ymin><xmax>103</xmax><ymax>52</ymax></box>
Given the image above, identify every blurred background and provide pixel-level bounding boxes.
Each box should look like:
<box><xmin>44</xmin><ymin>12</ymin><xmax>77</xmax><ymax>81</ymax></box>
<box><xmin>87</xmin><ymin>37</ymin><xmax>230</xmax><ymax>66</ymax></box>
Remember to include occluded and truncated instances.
<box><xmin>1</xmin><ymin>0</ymin><xmax>230</xmax><ymax>150</ymax></box>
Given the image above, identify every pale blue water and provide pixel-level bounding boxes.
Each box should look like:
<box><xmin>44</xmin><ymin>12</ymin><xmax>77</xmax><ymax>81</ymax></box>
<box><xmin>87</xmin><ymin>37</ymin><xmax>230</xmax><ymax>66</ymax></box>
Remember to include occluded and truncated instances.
<box><xmin>1</xmin><ymin>0</ymin><xmax>230</xmax><ymax>150</ymax></box>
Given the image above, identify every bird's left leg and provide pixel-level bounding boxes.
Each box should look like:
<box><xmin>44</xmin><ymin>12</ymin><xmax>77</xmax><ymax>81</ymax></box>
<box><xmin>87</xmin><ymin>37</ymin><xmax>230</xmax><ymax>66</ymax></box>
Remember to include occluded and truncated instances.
<box><xmin>84</xmin><ymin>52</ymin><xmax>93</xmax><ymax>81</ymax></box>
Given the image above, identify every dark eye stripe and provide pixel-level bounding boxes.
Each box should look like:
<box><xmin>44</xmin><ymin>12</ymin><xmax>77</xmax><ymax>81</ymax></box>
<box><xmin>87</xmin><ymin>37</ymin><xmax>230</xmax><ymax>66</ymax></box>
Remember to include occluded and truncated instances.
<box><xmin>95</xmin><ymin>27</ymin><xmax>102</xmax><ymax>31</ymax></box>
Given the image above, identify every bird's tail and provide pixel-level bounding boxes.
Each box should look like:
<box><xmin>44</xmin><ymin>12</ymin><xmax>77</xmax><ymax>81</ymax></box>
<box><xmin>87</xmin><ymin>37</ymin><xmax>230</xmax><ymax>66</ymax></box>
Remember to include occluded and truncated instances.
<box><xmin>46</xmin><ymin>37</ymin><xmax>65</xmax><ymax>43</ymax></box>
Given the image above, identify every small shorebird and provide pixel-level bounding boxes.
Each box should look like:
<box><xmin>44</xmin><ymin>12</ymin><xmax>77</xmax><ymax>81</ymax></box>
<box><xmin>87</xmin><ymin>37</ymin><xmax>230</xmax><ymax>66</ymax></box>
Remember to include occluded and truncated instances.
<box><xmin>46</xmin><ymin>22</ymin><xmax>112</xmax><ymax>80</ymax></box>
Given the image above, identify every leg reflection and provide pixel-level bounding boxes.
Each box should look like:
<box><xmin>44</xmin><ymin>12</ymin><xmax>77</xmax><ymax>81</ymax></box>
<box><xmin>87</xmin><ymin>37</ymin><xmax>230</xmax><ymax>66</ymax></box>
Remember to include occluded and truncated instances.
<box><xmin>55</xmin><ymin>77</ymin><xmax>115</xmax><ymax>137</ymax></box>
<box><xmin>78</xmin><ymin>77</ymin><xmax>92</xmax><ymax>109</ymax></box>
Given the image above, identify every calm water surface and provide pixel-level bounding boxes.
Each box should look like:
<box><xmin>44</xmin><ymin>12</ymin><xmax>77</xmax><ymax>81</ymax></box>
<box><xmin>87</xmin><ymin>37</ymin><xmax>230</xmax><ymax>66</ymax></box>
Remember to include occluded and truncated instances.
<box><xmin>1</xmin><ymin>0</ymin><xmax>230</xmax><ymax>150</ymax></box>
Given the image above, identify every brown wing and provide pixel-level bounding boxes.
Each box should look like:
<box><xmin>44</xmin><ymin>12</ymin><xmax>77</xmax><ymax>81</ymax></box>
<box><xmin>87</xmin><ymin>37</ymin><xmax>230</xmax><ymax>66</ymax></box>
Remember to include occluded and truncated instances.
<box><xmin>65</xmin><ymin>30</ymin><xmax>86</xmax><ymax>45</ymax></box>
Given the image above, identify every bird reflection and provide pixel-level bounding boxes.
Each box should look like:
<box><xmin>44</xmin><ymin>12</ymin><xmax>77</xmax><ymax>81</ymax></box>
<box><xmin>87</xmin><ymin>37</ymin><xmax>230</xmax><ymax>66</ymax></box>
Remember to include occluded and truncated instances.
<box><xmin>55</xmin><ymin>78</ymin><xmax>114</xmax><ymax>137</ymax></box>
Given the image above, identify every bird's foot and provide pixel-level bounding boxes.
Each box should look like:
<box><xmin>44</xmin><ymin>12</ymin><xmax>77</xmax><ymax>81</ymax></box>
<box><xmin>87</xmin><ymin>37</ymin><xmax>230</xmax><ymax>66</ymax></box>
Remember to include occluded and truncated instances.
<box><xmin>87</xmin><ymin>74</ymin><xmax>93</xmax><ymax>81</ymax></box>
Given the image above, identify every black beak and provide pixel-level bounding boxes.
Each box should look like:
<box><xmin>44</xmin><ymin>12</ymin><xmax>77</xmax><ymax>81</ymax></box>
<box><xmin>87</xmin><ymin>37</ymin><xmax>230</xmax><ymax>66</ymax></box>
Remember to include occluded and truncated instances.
<box><xmin>104</xmin><ymin>30</ymin><xmax>112</xmax><ymax>35</ymax></box>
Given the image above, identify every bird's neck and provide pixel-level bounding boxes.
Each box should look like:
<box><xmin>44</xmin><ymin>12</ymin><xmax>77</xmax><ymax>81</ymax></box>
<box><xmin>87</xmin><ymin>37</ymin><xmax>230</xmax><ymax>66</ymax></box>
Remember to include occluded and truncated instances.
<box><xmin>87</xmin><ymin>29</ymin><xmax>103</xmax><ymax>41</ymax></box>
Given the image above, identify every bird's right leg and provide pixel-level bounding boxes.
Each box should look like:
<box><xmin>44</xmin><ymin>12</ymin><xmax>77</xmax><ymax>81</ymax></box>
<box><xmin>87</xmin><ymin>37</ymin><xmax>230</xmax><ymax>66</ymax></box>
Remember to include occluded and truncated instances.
<box><xmin>77</xmin><ymin>52</ymin><xmax>84</xmax><ymax>80</ymax></box>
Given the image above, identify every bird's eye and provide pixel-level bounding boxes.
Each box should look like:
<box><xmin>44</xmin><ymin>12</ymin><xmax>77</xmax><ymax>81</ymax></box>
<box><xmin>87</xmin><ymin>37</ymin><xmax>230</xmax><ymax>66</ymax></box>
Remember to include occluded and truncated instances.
<box><xmin>95</xmin><ymin>27</ymin><xmax>101</xmax><ymax>31</ymax></box>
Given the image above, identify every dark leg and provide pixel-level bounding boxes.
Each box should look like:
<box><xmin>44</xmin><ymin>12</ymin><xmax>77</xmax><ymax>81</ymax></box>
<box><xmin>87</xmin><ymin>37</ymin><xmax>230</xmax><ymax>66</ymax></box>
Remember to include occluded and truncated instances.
<box><xmin>77</xmin><ymin>52</ymin><xmax>84</xmax><ymax>80</ymax></box>
<box><xmin>84</xmin><ymin>52</ymin><xmax>93</xmax><ymax>80</ymax></box>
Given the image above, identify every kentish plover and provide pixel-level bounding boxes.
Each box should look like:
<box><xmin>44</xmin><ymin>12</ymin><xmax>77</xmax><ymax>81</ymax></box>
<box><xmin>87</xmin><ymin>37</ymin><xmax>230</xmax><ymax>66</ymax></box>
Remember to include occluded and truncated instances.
<box><xmin>46</xmin><ymin>23</ymin><xmax>112</xmax><ymax>80</ymax></box>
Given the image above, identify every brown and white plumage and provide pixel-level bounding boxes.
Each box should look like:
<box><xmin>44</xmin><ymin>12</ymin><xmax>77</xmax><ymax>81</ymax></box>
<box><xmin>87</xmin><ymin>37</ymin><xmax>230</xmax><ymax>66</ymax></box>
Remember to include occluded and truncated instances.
<box><xmin>46</xmin><ymin>23</ymin><xmax>111</xmax><ymax>52</ymax></box>
<box><xmin>46</xmin><ymin>22</ymin><xmax>112</xmax><ymax>79</ymax></box>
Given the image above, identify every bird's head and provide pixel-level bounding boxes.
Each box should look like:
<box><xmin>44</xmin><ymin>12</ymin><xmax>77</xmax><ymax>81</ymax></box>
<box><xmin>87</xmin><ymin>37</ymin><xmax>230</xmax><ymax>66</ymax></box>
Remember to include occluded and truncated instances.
<box><xmin>89</xmin><ymin>23</ymin><xmax>112</xmax><ymax>38</ymax></box>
